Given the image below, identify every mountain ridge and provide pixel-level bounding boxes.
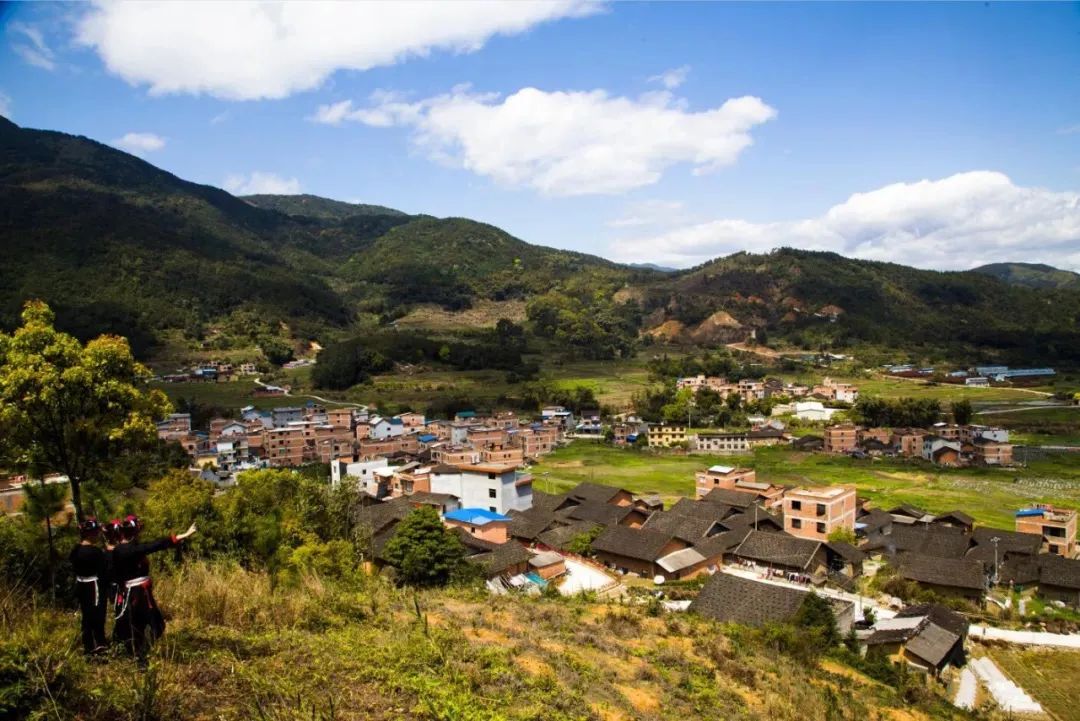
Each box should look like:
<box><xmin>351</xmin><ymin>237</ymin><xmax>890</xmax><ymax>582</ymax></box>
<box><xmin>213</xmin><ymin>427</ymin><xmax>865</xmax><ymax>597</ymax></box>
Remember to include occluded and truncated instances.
<box><xmin>2</xmin><ymin>116</ymin><xmax>1079</xmax><ymax>365</ymax></box>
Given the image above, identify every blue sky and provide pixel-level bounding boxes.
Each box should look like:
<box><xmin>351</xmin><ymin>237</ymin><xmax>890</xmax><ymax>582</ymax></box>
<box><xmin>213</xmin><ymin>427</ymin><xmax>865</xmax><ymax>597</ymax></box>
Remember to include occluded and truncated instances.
<box><xmin>2</xmin><ymin>1</ymin><xmax>1078</xmax><ymax>270</ymax></box>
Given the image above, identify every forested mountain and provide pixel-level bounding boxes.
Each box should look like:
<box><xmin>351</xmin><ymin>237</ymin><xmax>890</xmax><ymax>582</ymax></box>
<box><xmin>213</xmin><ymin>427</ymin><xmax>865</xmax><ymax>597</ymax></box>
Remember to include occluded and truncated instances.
<box><xmin>2</xmin><ymin>116</ymin><xmax>1078</xmax><ymax>365</ymax></box>
<box><xmin>972</xmin><ymin>262</ymin><xmax>1080</xmax><ymax>290</ymax></box>
<box><xmin>242</xmin><ymin>193</ymin><xmax>407</xmax><ymax>220</ymax></box>
<box><xmin>0</xmin><ymin>118</ymin><xmax>637</xmax><ymax>355</ymax></box>
<box><xmin>635</xmin><ymin>249</ymin><xmax>1080</xmax><ymax>364</ymax></box>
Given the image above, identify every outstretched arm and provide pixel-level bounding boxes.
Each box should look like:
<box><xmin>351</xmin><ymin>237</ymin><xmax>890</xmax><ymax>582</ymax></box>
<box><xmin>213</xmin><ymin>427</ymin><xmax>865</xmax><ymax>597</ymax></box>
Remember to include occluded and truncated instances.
<box><xmin>128</xmin><ymin>523</ymin><xmax>198</xmax><ymax>555</ymax></box>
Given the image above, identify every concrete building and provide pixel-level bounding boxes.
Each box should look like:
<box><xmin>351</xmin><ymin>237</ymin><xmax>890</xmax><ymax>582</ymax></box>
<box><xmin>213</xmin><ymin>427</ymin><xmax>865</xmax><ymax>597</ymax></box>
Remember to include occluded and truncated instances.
<box><xmin>782</xmin><ymin>485</ymin><xmax>857</xmax><ymax>541</ymax></box>
<box><xmin>429</xmin><ymin>463</ymin><xmax>533</xmax><ymax>515</ymax></box>
<box><xmin>648</xmin><ymin>423</ymin><xmax>687</xmax><ymax>448</ymax></box>
<box><xmin>1016</xmin><ymin>505</ymin><xmax>1077</xmax><ymax>557</ymax></box>
<box><xmin>695</xmin><ymin>432</ymin><xmax>749</xmax><ymax>454</ymax></box>
<box><xmin>824</xmin><ymin>424</ymin><xmax>858</xmax><ymax>454</ymax></box>
<box><xmin>694</xmin><ymin>465</ymin><xmax>758</xmax><ymax>499</ymax></box>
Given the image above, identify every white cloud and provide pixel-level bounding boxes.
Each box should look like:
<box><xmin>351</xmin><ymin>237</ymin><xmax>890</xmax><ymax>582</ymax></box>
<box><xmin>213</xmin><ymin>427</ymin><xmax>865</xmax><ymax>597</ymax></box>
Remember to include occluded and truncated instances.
<box><xmin>0</xmin><ymin>91</ymin><xmax>12</xmax><ymax>118</ymax></box>
<box><xmin>606</xmin><ymin>200</ymin><xmax>688</xmax><ymax>228</ymax></box>
<box><xmin>317</xmin><ymin>86</ymin><xmax>775</xmax><ymax>196</ymax></box>
<box><xmin>75</xmin><ymin>1</ymin><xmax>598</xmax><ymax>101</ymax></box>
<box><xmin>648</xmin><ymin>65</ymin><xmax>690</xmax><ymax>90</ymax></box>
<box><xmin>112</xmin><ymin>132</ymin><xmax>166</xmax><ymax>155</ymax></box>
<box><xmin>1058</xmin><ymin>124</ymin><xmax>1080</xmax><ymax>136</ymax></box>
<box><xmin>9</xmin><ymin>22</ymin><xmax>56</xmax><ymax>71</ymax></box>
<box><xmin>223</xmin><ymin>171</ymin><xmax>301</xmax><ymax>195</ymax></box>
<box><xmin>611</xmin><ymin>172</ymin><xmax>1080</xmax><ymax>271</ymax></box>
<box><xmin>210</xmin><ymin>111</ymin><xmax>232</xmax><ymax>125</ymax></box>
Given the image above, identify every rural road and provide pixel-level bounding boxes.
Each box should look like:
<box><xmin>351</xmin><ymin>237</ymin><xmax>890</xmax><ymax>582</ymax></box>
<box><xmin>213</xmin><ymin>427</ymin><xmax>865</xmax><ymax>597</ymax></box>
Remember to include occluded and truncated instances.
<box><xmin>253</xmin><ymin>377</ymin><xmax>366</xmax><ymax>409</ymax></box>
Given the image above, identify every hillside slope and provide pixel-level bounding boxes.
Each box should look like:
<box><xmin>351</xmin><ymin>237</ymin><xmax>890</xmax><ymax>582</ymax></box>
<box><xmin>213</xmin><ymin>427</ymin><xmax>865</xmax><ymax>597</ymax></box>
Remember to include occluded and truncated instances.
<box><xmin>972</xmin><ymin>262</ymin><xmax>1080</xmax><ymax>290</ymax></box>
<box><xmin>0</xmin><ymin>118</ymin><xmax>633</xmax><ymax>353</ymax></box>
<box><xmin>3</xmin><ymin>560</ymin><xmax>969</xmax><ymax>721</ymax></box>
<box><xmin>639</xmin><ymin>249</ymin><xmax>1080</xmax><ymax>364</ymax></box>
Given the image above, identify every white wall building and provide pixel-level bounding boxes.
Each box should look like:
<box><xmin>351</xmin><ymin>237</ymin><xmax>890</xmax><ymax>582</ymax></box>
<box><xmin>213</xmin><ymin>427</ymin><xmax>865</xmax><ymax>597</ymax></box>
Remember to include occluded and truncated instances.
<box><xmin>430</xmin><ymin>463</ymin><xmax>533</xmax><ymax>514</ymax></box>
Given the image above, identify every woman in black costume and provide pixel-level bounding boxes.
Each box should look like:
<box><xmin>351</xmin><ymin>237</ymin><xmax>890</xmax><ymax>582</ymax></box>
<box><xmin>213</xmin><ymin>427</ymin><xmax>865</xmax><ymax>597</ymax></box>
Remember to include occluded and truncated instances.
<box><xmin>111</xmin><ymin>514</ymin><xmax>197</xmax><ymax>665</ymax></box>
<box><xmin>68</xmin><ymin>518</ymin><xmax>109</xmax><ymax>655</ymax></box>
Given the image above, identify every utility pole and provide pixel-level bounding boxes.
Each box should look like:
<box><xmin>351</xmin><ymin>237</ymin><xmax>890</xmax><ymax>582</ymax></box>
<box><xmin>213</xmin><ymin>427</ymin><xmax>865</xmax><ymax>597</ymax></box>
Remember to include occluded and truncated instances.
<box><xmin>991</xmin><ymin>536</ymin><xmax>1001</xmax><ymax>588</ymax></box>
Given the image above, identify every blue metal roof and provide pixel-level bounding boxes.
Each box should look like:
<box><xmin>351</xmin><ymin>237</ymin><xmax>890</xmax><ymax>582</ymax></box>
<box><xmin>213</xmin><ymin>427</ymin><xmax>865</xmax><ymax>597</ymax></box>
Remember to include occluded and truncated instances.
<box><xmin>418</xmin><ymin>434</ymin><xmax>437</xmax><ymax>443</ymax></box>
<box><xmin>1015</xmin><ymin>508</ymin><xmax>1045</xmax><ymax>517</ymax></box>
<box><xmin>444</xmin><ymin>508</ymin><xmax>510</xmax><ymax>525</ymax></box>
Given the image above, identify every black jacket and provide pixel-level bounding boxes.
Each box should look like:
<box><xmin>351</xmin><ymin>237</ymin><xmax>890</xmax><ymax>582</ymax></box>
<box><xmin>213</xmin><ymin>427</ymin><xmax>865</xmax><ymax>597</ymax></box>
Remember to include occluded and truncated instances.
<box><xmin>110</xmin><ymin>537</ymin><xmax>178</xmax><ymax>584</ymax></box>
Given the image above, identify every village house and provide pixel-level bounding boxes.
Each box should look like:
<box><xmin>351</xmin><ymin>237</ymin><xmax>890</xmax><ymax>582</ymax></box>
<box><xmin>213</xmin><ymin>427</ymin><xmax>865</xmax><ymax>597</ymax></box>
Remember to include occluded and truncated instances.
<box><xmin>156</xmin><ymin>412</ymin><xmax>192</xmax><ymax>441</ymax></box>
<box><xmin>861</xmin><ymin>604</ymin><xmax>968</xmax><ymax>675</ymax></box>
<box><xmin>395</xmin><ymin>411</ymin><xmax>426</xmax><ymax>429</ymax></box>
<box><xmin>648</xmin><ymin>423</ymin><xmax>688</xmax><ymax>448</ymax></box>
<box><xmin>591</xmin><ymin>526</ymin><xmax>688</xmax><ymax>578</ymax></box>
<box><xmin>271</xmin><ymin>406</ymin><xmax>304</xmax><ymax>428</ymax></box>
<box><xmin>895</xmin><ymin>553</ymin><xmax>986</xmax><ymax>602</ymax></box>
<box><xmin>772</xmin><ymin>400</ymin><xmax>839</xmax><ymax>422</ymax></box>
<box><xmin>694</xmin><ymin>465</ymin><xmax>758</xmax><ymax>499</ymax></box>
<box><xmin>824</xmin><ymin>424</ymin><xmax>859</xmax><ymax>454</ymax></box>
<box><xmin>746</xmin><ymin>427</ymin><xmax>787</xmax><ymax>448</ymax></box>
<box><xmin>443</xmin><ymin>508</ymin><xmax>511</xmax><ymax>543</ymax></box>
<box><xmin>691</xmin><ymin>572</ymin><xmax>854</xmax><ymax>632</ymax></box>
<box><xmin>782</xmin><ymin>485</ymin><xmax>857</xmax><ymax>541</ymax></box>
<box><xmin>695</xmin><ymin>432</ymin><xmax>749</xmax><ymax>454</ymax></box>
<box><xmin>326</xmin><ymin>408</ymin><xmax>355</xmax><ymax>430</ymax></box>
<box><xmin>972</xmin><ymin>438</ymin><xmax>1013</xmax><ymax>466</ymax></box>
<box><xmin>429</xmin><ymin>462</ymin><xmax>533</xmax><ymax>515</ymax></box>
<box><xmin>1016</xmin><ymin>504</ymin><xmax>1077</xmax><ymax>557</ymax></box>
<box><xmin>1036</xmin><ymin>555</ymin><xmax>1080</xmax><ymax>607</ymax></box>
<box><xmin>731</xmin><ymin>529</ymin><xmax>830</xmax><ymax>577</ymax></box>
<box><xmin>331</xmin><ymin>457</ymin><xmax>390</xmax><ymax>490</ymax></box>
<box><xmin>921</xmin><ymin>435</ymin><xmax>962</xmax><ymax>466</ymax></box>
<box><xmin>890</xmin><ymin>428</ymin><xmax>926</xmax><ymax>457</ymax></box>
<box><xmin>528</xmin><ymin>551</ymin><xmax>566</xmax><ymax>580</ymax></box>
<box><xmin>812</xmin><ymin>378</ymin><xmax>859</xmax><ymax>404</ymax></box>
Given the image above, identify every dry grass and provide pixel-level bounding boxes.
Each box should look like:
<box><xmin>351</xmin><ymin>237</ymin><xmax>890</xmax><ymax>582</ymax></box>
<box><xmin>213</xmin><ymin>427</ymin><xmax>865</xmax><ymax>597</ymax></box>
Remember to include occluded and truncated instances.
<box><xmin>2</xmin><ymin>560</ymin><xmax>977</xmax><ymax>721</ymax></box>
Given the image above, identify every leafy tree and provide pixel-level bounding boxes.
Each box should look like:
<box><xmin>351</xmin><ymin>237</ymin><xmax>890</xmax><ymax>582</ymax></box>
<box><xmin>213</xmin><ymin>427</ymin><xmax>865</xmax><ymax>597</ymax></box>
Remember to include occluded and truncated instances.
<box><xmin>0</xmin><ymin>301</ymin><xmax>171</xmax><ymax>521</ymax></box>
<box><xmin>566</xmin><ymin>525</ymin><xmax>604</xmax><ymax>556</ymax></box>
<box><xmin>827</xmin><ymin>527</ymin><xmax>857</xmax><ymax>545</ymax></box>
<box><xmin>951</xmin><ymin>399</ymin><xmax>974</xmax><ymax>425</ymax></box>
<box><xmin>143</xmin><ymin>470</ymin><xmax>217</xmax><ymax>555</ymax></box>
<box><xmin>22</xmin><ymin>479</ymin><xmax>68</xmax><ymax>597</ymax></box>
<box><xmin>259</xmin><ymin>336</ymin><xmax>295</xmax><ymax>366</ymax></box>
<box><xmin>793</xmin><ymin>592</ymin><xmax>840</xmax><ymax>648</ymax></box>
<box><xmin>382</xmin><ymin>507</ymin><xmax>466</xmax><ymax>587</ymax></box>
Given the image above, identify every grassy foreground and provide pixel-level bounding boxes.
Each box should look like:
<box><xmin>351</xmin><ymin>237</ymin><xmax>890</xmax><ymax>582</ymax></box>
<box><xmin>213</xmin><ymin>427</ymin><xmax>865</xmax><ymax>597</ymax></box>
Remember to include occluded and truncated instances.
<box><xmin>532</xmin><ymin>442</ymin><xmax>1080</xmax><ymax>528</ymax></box>
<box><xmin>2</xmin><ymin>560</ymin><xmax>969</xmax><ymax>721</ymax></box>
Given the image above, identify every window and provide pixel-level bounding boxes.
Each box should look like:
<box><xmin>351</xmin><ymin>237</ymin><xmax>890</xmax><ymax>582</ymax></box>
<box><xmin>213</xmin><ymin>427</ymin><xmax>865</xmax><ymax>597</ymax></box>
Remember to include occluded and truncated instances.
<box><xmin>1049</xmin><ymin>544</ymin><xmax>1060</xmax><ymax>555</ymax></box>
<box><xmin>488</xmin><ymin>488</ymin><xmax>497</xmax><ymax>499</ymax></box>
<box><xmin>817</xmin><ymin>523</ymin><xmax>826</xmax><ymax>535</ymax></box>
<box><xmin>791</xmin><ymin>518</ymin><xmax>802</xmax><ymax>529</ymax></box>
<box><xmin>816</xmin><ymin>504</ymin><xmax>826</xmax><ymax>517</ymax></box>
<box><xmin>489</xmin><ymin>506</ymin><xmax>496</xmax><ymax>513</ymax></box>
<box><xmin>488</xmin><ymin>473</ymin><xmax>497</xmax><ymax>480</ymax></box>
<box><xmin>791</xmin><ymin>500</ymin><xmax>802</xmax><ymax>511</ymax></box>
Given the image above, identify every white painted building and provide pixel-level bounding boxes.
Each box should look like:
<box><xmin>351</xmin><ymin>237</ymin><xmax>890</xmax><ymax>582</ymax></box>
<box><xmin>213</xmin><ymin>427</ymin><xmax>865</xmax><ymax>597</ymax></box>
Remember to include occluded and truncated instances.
<box><xmin>330</xmin><ymin>457</ymin><xmax>390</xmax><ymax>489</ymax></box>
<box><xmin>430</xmin><ymin>463</ymin><xmax>533</xmax><ymax>514</ymax></box>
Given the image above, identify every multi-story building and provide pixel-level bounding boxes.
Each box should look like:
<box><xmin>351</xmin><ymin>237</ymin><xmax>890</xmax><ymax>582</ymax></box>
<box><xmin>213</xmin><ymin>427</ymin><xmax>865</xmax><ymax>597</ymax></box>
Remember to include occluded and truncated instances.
<box><xmin>156</xmin><ymin>413</ymin><xmax>192</xmax><ymax>441</ymax></box>
<box><xmin>266</xmin><ymin>427</ymin><xmax>306</xmax><ymax>467</ymax></box>
<box><xmin>429</xmin><ymin>462</ymin><xmax>533</xmax><ymax>514</ymax></box>
<box><xmin>1016</xmin><ymin>505</ymin><xmax>1077</xmax><ymax>557</ymax></box>
<box><xmin>782</xmin><ymin>485</ymin><xmax>857</xmax><ymax>541</ymax></box>
<box><xmin>890</xmin><ymin>429</ymin><xmax>926</xmax><ymax>457</ymax></box>
<box><xmin>921</xmin><ymin>435</ymin><xmax>962</xmax><ymax>466</ymax></box>
<box><xmin>326</xmin><ymin>408</ymin><xmax>355</xmax><ymax>430</ymax></box>
<box><xmin>695</xmin><ymin>432</ymin><xmax>749</xmax><ymax>454</ymax></box>
<box><xmin>648</xmin><ymin>423</ymin><xmax>687</xmax><ymax>448</ymax></box>
<box><xmin>694</xmin><ymin>464</ymin><xmax>758</xmax><ymax>499</ymax></box>
<box><xmin>972</xmin><ymin>438</ymin><xmax>1013</xmax><ymax>466</ymax></box>
<box><xmin>824</xmin><ymin>424</ymin><xmax>858</xmax><ymax>454</ymax></box>
<box><xmin>271</xmin><ymin>406</ymin><xmax>305</xmax><ymax>428</ymax></box>
<box><xmin>510</xmin><ymin>425</ymin><xmax>559</xmax><ymax>458</ymax></box>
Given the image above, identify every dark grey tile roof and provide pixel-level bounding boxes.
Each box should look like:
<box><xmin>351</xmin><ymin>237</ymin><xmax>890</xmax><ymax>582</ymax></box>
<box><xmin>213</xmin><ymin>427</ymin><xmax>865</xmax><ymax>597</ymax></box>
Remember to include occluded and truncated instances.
<box><xmin>869</xmin><ymin>524</ymin><xmax>971</xmax><ymax>559</ymax></box>
<box><xmin>933</xmin><ymin>510</ymin><xmax>974</xmax><ymax>527</ymax></box>
<box><xmin>971</xmin><ymin>527</ymin><xmax>1042</xmax><ymax>556</ymax></box>
<box><xmin>470</xmin><ymin>540</ymin><xmax>531</xmax><ymax>577</ymax></box>
<box><xmin>693</xmin><ymin>529</ymin><xmax>751</xmax><ymax>559</ymax></box>
<box><xmin>507</xmin><ymin>508</ymin><xmax>556</xmax><ymax>540</ymax></box>
<box><xmin>668</xmin><ymin>497</ymin><xmax>736</xmax><ymax>521</ymax></box>
<box><xmin>566</xmin><ymin>482</ymin><xmax>627</xmax><ymax>504</ymax></box>
<box><xmin>1038</xmin><ymin>555</ymin><xmax>1080</xmax><ymax>590</ymax></box>
<box><xmin>690</xmin><ymin>573</ymin><xmax>807</xmax><ymax>627</ymax></box>
<box><xmin>641</xmin><ymin>511</ymin><xmax>722</xmax><ymax>543</ymax></box>
<box><xmin>559</xmin><ymin>500</ymin><xmax>635</xmax><ymax>526</ymax></box>
<box><xmin>826</xmin><ymin>541</ymin><xmax>866</xmax><ymax>565</ymax></box>
<box><xmin>733</xmin><ymin>530</ymin><xmax>822</xmax><ymax>570</ymax></box>
<box><xmin>701</xmin><ymin>488</ymin><xmax>757</xmax><ymax>509</ymax></box>
<box><xmin>721</xmin><ymin>509</ymin><xmax>785</xmax><ymax>533</ymax></box>
<box><xmin>997</xmin><ymin>555</ymin><xmax>1039</xmax><ymax>585</ymax></box>
<box><xmin>897</xmin><ymin>552</ymin><xmax>985</xmax><ymax>592</ymax></box>
<box><xmin>355</xmin><ymin>497</ymin><xmax>414</xmax><ymax>537</ymax></box>
<box><xmin>530</xmin><ymin>490</ymin><xmax>572</xmax><ymax>513</ymax></box>
<box><xmin>592</xmin><ymin>526</ymin><xmax>676</xmax><ymax>562</ymax></box>
<box><xmin>905</xmin><ymin>622</ymin><xmax>961</xmax><ymax>669</ymax></box>
<box><xmin>536</xmin><ymin>520</ymin><xmax>600</xmax><ymax>551</ymax></box>
<box><xmin>895</xmin><ymin>603</ymin><xmax>969</xmax><ymax>638</ymax></box>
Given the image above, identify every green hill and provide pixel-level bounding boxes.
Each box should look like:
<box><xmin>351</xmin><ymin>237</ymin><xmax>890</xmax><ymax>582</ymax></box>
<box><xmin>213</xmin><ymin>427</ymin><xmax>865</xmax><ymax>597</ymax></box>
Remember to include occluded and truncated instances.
<box><xmin>2</xmin><ymin>116</ymin><xmax>1079</xmax><ymax>367</ymax></box>
<box><xmin>972</xmin><ymin>262</ymin><xmax>1080</xmax><ymax>290</ymax></box>
<box><xmin>0</xmin><ymin>118</ymin><xmax>633</xmax><ymax>355</ymax></box>
<box><xmin>242</xmin><ymin>193</ymin><xmax>408</xmax><ymax>220</ymax></box>
<box><xmin>638</xmin><ymin>249</ymin><xmax>1080</xmax><ymax>365</ymax></box>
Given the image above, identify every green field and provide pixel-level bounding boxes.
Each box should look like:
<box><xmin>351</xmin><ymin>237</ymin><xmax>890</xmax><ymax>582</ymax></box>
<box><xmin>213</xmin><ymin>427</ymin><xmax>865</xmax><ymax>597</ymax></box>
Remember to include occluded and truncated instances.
<box><xmin>976</xmin><ymin>405</ymin><xmax>1080</xmax><ymax>447</ymax></box>
<box><xmin>531</xmin><ymin>441</ymin><xmax>1080</xmax><ymax>529</ymax></box>
<box><xmin>988</xmin><ymin>647</ymin><xmax>1080</xmax><ymax>721</ymax></box>
<box><xmin>153</xmin><ymin>380</ymin><xmax>359</xmax><ymax>411</ymax></box>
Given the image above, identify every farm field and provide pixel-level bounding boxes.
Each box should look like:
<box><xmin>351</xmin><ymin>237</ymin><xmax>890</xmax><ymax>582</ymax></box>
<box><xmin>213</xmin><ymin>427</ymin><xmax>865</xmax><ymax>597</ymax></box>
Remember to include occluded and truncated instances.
<box><xmin>780</xmin><ymin>371</ymin><xmax>1049</xmax><ymax>405</ymax></box>
<box><xmin>152</xmin><ymin>379</ymin><xmax>358</xmax><ymax>410</ymax></box>
<box><xmin>531</xmin><ymin>442</ymin><xmax>1080</xmax><ymax>529</ymax></box>
<box><xmin>987</xmin><ymin>647</ymin><xmax>1080</xmax><ymax>721</ymax></box>
<box><xmin>977</xmin><ymin>405</ymin><xmax>1080</xmax><ymax>447</ymax></box>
